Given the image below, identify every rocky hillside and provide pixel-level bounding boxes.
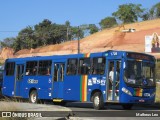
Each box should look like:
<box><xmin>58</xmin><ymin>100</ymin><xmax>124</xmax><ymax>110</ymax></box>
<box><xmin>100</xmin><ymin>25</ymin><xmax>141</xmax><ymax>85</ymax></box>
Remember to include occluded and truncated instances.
<box><xmin>1</xmin><ymin>19</ymin><xmax>160</xmax><ymax>61</ymax></box>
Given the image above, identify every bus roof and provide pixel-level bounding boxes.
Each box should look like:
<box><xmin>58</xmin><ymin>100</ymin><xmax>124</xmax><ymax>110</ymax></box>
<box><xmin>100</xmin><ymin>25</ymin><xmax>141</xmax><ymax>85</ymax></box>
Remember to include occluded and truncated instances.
<box><xmin>5</xmin><ymin>50</ymin><xmax>155</xmax><ymax>62</ymax></box>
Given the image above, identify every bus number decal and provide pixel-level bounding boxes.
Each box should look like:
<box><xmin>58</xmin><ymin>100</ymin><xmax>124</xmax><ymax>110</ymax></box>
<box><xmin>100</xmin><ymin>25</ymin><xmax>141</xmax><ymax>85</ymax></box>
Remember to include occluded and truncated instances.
<box><xmin>28</xmin><ymin>79</ymin><xmax>38</xmax><ymax>84</ymax></box>
<box><xmin>101</xmin><ymin>80</ymin><xmax>106</xmax><ymax>86</ymax></box>
<box><xmin>88</xmin><ymin>79</ymin><xmax>93</xmax><ymax>86</ymax></box>
<box><xmin>88</xmin><ymin>78</ymin><xmax>106</xmax><ymax>86</ymax></box>
<box><xmin>92</xmin><ymin>78</ymin><xmax>97</xmax><ymax>84</ymax></box>
<box><xmin>111</xmin><ymin>52</ymin><xmax>118</xmax><ymax>56</ymax></box>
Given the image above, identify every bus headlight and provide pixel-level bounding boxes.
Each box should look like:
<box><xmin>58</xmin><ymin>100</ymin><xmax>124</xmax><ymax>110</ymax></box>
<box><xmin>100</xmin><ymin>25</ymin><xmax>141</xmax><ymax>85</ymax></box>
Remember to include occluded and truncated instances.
<box><xmin>122</xmin><ymin>87</ymin><xmax>132</xmax><ymax>96</ymax></box>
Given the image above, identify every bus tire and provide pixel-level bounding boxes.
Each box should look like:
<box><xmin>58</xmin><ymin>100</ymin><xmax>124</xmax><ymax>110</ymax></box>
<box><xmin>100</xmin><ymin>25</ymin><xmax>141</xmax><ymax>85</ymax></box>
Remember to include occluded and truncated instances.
<box><xmin>122</xmin><ymin>104</ymin><xmax>133</xmax><ymax>110</ymax></box>
<box><xmin>60</xmin><ymin>101</ymin><xmax>67</xmax><ymax>106</ymax></box>
<box><xmin>93</xmin><ymin>92</ymin><xmax>104</xmax><ymax>110</ymax></box>
<box><xmin>53</xmin><ymin>101</ymin><xmax>67</xmax><ymax>106</ymax></box>
<box><xmin>29</xmin><ymin>90</ymin><xmax>38</xmax><ymax>104</ymax></box>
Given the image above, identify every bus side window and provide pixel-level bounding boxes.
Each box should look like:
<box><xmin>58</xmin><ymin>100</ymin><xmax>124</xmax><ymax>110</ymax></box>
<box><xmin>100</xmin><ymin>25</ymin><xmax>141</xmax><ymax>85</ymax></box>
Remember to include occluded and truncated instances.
<box><xmin>60</xmin><ymin>64</ymin><xmax>65</xmax><ymax>81</ymax></box>
<box><xmin>6</xmin><ymin>62</ymin><xmax>15</xmax><ymax>76</ymax></box>
<box><xmin>16</xmin><ymin>65</ymin><xmax>24</xmax><ymax>80</ymax></box>
<box><xmin>26</xmin><ymin>61</ymin><xmax>38</xmax><ymax>76</ymax></box>
<box><xmin>38</xmin><ymin>60</ymin><xmax>52</xmax><ymax>75</ymax></box>
<box><xmin>67</xmin><ymin>59</ymin><xmax>77</xmax><ymax>75</ymax></box>
<box><xmin>79</xmin><ymin>58</ymin><xmax>91</xmax><ymax>75</ymax></box>
<box><xmin>54</xmin><ymin>64</ymin><xmax>58</xmax><ymax>81</ymax></box>
<box><xmin>92</xmin><ymin>57</ymin><xmax>106</xmax><ymax>75</ymax></box>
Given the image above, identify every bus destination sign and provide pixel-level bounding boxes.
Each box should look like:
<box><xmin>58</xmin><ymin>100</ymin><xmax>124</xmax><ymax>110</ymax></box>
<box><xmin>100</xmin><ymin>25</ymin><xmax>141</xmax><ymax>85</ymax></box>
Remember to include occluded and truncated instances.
<box><xmin>127</xmin><ymin>53</ymin><xmax>153</xmax><ymax>61</ymax></box>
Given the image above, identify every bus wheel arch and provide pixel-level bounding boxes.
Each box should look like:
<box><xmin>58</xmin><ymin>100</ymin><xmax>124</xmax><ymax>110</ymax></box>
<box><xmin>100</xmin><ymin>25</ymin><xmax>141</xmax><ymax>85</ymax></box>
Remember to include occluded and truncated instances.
<box><xmin>29</xmin><ymin>88</ymin><xmax>38</xmax><ymax>104</ymax></box>
<box><xmin>91</xmin><ymin>90</ymin><xmax>104</xmax><ymax>110</ymax></box>
<box><xmin>90</xmin><ymin>89</ymin><xmax>102</xmax><ymax>102</ymax></box>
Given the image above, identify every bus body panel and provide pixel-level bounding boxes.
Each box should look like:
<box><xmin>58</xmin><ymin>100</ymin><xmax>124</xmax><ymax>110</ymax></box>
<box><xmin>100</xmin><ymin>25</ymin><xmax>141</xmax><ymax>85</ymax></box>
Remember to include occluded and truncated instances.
<box><xmin>22</xmin><ymin>76</ymin><xmax>53</xmax><ymax>99</ymax></box>
<box><xmin>119</xmin><ymin>82</ymin><xmax>156</xmax><ymax>104</ymax></box>
<box><xmin>2</xmin><ymin>50</ymin><xmax>156</xmax><ymax>107</ymax></box>
<box><xmin>63</xmin><ymin>75</ymin><xmax>81</xmax><ymax>101</ymax></box>
<box><xmin>2</xmin><ymin>76</ymin><xmax>15</xmax><ymax>96</ymax></box>
<box><xmin>87</xmin><ymin>74</ymin><xmax>107</xmax><ymax>102</ymax></box>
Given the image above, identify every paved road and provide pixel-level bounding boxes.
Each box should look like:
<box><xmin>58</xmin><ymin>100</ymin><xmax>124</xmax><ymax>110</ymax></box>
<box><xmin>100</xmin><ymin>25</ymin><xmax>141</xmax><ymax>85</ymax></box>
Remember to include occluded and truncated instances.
<box><xmin>32</xmin><ymin>101</ymin><xmax>160</xmax><ymax>119</ymax></box>
<box><xmin>66</xmin><ymin>102</ymin><xmax>160</xmax><ymax>111</ymax></box>
<box><xmin>0</xmin><ymin>101</ymin><xmax>159</xmax><ymax>120</ymax></box>
<box><xmin>65</xmin><ymin>102</ymin><xmax>160</xmax><ymax>120</ymax></box>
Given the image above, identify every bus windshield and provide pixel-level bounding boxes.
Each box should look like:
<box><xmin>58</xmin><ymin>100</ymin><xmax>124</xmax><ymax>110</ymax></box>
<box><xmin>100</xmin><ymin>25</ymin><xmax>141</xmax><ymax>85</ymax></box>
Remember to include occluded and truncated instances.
<box><xmin>124</xmin><ymin>60</ymin><xmax>155</xmax><ymax>87</ymax></box>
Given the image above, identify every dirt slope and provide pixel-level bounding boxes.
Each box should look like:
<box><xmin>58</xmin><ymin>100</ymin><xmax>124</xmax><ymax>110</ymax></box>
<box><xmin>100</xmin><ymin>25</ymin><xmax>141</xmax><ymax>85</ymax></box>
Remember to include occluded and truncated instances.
<box><xmin>1</xmin><ymin>19</ymin><xmax>160</xmax><ymax>60</ymax></box>
<box><xmin>0</xmin><ymin>47</ymin><xmax>14</xmax><ymax>59</ymax></box>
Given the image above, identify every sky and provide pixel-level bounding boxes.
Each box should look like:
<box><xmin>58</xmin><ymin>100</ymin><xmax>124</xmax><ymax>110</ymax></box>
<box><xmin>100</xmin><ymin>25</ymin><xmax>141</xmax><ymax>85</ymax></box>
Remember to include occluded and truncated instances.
<box><xmin>0</xmin><ymin>0</ymin><xmax>160</xmax><ymax>41</ymax></box>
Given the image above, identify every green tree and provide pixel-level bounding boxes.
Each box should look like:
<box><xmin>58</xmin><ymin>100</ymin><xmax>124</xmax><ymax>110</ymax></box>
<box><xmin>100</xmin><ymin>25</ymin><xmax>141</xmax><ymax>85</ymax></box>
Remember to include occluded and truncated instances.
<box><xmin>88</xmin><ymin>24</ymin><xmax>99</xmax><ymax>34</ymax></box>
<box><xmin>17</xmin><ymin>26</ymin><xmax>35</xmax><ymax>49</ymax></box>
<box><xmin>9</xmin><ymin>19</ymin><xmax>84</xmax><ymax>52</ymax></box>
<box><xmin>11</xmin><ymin>26</ymin><xmax>34</xmax><ymax>51</ymax></box>
<box><xmin>112</xmin><ymin>3</ymin><xmax>144</xmax><ymax>23</ymax></box>
<box><xmin>99</xmin><ymin>17</ymin><xmax>117</xmax><ymax>29</ymax></box>
<box><xmin>141</xmin><ymin>10</ymin><xmax>150</xmax><ymax>21</ymax></box>
<box><xmin>34</xmin><ymin>19</ymin><xmax>53</xmax><ymax>46</ymax></box>
<box><xmin>1</xmin><ymin>37</ymin><xmax>15</xmax><ymax>48</ymax></box>
<box><xmin>52</xmin><ymin>24</ymin><xmax>68</xmax><ymax>43</ymax></box>
<box><xmin>150</xmin><ymin>2</ymin><xmax>160</xmax><ymax>18</ymax></box>
<box><xmin>71</xmin><ymin>26</ymin><xmax>84</xmax><ymax>40</ymax></box>
<box><xmin>34</xmin><ymin>19</ymin><xmax>72</xmax><ymax>45</ymax></box>
<box><xmin>13</xmin><ymin>37</ymin><xmax>25</xmax><ymax>51</ymax></box>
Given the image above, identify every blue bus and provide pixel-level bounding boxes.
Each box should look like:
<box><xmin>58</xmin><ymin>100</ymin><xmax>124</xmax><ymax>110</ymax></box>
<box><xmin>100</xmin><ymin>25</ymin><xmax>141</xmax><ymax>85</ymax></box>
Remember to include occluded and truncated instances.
<box><xmin>0</xmin><ymin>65</ymin><xmax>4</xmax><ymax>95</ymax></box>
<box><xmin>2</xmin><ymin>50</ymin><xmax>156</xmax><ymax>109</ymax></box>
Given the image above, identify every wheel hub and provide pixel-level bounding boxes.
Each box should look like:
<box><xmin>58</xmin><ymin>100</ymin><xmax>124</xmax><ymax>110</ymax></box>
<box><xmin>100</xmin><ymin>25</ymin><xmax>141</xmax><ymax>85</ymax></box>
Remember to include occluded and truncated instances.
<box><xmin>31</xmin><ymin>94</ymin><xmax>36</xmax><ymax>103</ymax></box>
<box><xmin>94</xmin><ymin>96</ymin><xmax>99</xmax><ymax>107</ymax></box>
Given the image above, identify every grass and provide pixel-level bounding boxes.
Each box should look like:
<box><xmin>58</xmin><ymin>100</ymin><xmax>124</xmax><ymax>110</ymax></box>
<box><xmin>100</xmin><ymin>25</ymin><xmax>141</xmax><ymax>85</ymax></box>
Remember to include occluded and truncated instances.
<box><xmin>155</xmin><ymin>60</ymin><xmax>160</xmax><ymax>105</ymax></box>
<box><xmin>156</xmin><ymin>61</ymin><xmax>160</xmax><ymax>80</ymax></box>
<box><xmin>156</xmin><ymin>83</ymin><xmax>160</xmax><ymax>103</ymax></box>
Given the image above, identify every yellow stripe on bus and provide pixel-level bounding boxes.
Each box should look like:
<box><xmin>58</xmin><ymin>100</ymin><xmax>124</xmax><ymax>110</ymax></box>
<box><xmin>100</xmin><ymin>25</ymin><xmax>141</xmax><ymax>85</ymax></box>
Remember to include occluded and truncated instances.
<box><xmin>83</xmin><ymin>75</ymin><xmax>88</xmax><ymax>101</ymax></box>
<box><xmin>85</xmin><ymin>53</ymin><xmax>90</xmax><ymax>58</ymax></box>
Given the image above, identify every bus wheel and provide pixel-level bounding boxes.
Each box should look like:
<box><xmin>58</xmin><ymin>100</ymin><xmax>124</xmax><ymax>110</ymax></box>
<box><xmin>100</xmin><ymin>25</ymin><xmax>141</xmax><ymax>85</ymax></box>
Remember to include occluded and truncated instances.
<box><xmin>93</xmin><ymin>92</ymin><xmax>104</xmax><ymax>110</ymax></box>
<box><xmin>60</xmin><ymin>102</ymin><xmax>67</xmax><ymax>106</ymax></box>
<box><xmin>122</xmin><ymin>104</ymin><xmax>133</xmax><ymax>110</ymax></box>
<box><xmin>29</xmin><ymin>90</ymin><xmax>38</xmax><ymax>103</ymax></box>
<box><xmin>53</xmin><ymin>102</ymin><xmax>67</xmax><ymax>106</ymax></box>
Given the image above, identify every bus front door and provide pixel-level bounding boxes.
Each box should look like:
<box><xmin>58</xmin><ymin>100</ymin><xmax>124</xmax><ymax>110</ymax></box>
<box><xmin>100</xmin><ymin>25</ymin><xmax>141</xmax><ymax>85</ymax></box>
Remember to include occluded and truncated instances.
<box><xmin>52</xmin><ymin>63</ymin><xmax>65</xmax><ymax>99</ymax></box>
<box><xmin>107</xmin><ymin>60</ymin><xmax>121</xmax><ymax>102</ymax></box>
<box><xmin>14</xmin><ymin>64</ymin><xmax>24</xmax><ymax>97</ymax></box>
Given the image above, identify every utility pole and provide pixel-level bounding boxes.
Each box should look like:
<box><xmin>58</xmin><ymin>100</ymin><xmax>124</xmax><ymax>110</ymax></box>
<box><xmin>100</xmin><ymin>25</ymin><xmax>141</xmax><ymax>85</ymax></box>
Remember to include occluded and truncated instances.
<box><xmin>66</xmin><ymin>27</ymin><xmax>69</xmax><ymax>41</ymax></box>
<box><xmin>78</xmin><ymin>26</ymin><xmax>80</xmax><ymax>54</ymax></box>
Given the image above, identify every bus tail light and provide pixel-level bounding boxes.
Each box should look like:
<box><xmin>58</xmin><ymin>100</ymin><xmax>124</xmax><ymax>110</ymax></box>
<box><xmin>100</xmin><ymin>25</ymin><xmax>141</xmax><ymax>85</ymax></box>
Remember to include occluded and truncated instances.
<box><xmin>122</xmin><ymin>87</ymin><xmax>132</xmax><ymax>96</ymax></box>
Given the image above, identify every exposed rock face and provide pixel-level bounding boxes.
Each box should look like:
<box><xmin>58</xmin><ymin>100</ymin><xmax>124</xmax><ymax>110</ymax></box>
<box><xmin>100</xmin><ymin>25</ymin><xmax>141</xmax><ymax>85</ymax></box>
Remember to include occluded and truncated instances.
<box><xmin>0</xmin><ymin>47</ymin><xmax>14</xmax><ymax>59</ymax></box>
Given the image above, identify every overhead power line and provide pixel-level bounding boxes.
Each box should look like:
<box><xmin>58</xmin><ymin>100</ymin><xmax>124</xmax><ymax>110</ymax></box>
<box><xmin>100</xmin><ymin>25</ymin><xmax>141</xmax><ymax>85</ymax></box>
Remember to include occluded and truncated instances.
<box><xmin>0</xmin><ymin>31</ymin><xmax>19</xmax><ymax>33</ymax></box>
